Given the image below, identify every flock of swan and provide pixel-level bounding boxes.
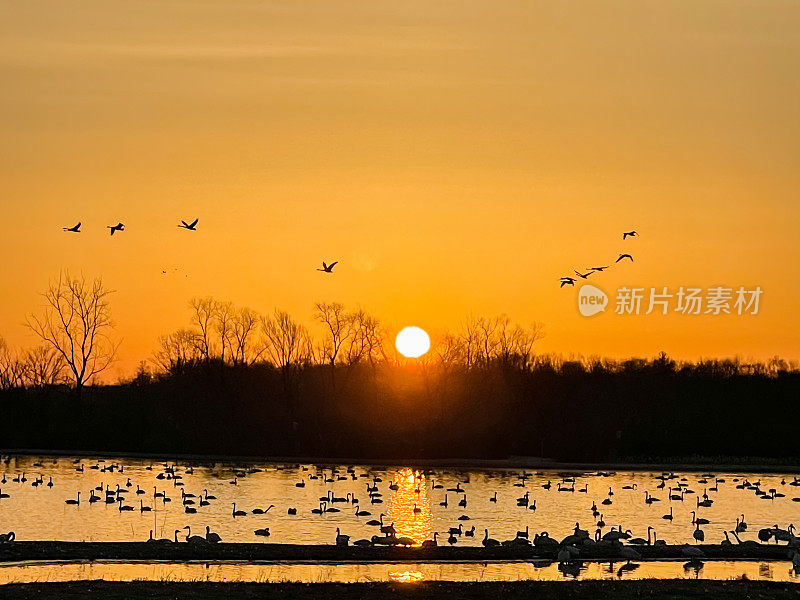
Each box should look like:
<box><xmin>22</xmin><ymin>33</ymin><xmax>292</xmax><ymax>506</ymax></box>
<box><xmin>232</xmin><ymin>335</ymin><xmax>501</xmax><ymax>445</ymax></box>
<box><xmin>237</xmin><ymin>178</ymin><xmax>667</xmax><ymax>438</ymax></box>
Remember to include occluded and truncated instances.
<box><xmin>0</xmin><ymin>458</ymin><xmax>799</xmax><ymax>573</ymax></box>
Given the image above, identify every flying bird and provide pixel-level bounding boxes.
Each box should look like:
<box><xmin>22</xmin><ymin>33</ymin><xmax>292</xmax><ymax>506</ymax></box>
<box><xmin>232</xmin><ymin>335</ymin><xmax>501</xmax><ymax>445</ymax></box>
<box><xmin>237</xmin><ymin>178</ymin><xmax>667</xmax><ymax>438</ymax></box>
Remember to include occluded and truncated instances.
<box><xmin>179</xmin><ymin>218</ymin><xmax>199</xmax><ymax>231</ymax></box>
<box><xmin>63</xmin><ymin>222</ymin><xmax>81</xmax><ymax>233</ymax></box>
<box><xmin>560</xmin><ymin>277</ymin><xmax>576</xmax><ymax>288</ymax></box>
<box><xmin>588</xmin><ymin>266</ymin><xmax>609</xmax><ymax>272</ymax></box>
<box><xmin>317</xmin><ymin>261</ymin><xmax>338</xmax><ymax>273</ymax></box>
<box><xmin>616</xmin><ymin>253</ymin><xmax>634</xmax><ymax>263</ymax></box>
<box><xmin>107</xmin><ymin>223</ymin><xmax>125</xmax><ymax>236</ymax></box>
<box><xmin>574</xmin><ymin>270</ymin><xmax>593</xmax><ymax>279</ymax></box>
<box><xmin>622</xmin><ymin>231</ymin><xmax>637</xmax><ymax>240</ymax></box>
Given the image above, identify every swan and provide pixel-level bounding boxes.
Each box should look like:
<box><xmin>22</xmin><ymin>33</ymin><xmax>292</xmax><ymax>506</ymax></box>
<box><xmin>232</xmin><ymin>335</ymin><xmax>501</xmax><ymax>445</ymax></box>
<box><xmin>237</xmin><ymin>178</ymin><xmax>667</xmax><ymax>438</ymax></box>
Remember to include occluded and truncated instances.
<box><xmin>380</xmin><ymin>521</ymin><xmax>396</xmax><ymax>536</ymax></box>
<box><xmin>422</xmin><ymin>532</ymin><xmax>438</xmax><ymax>548</ymax></box>
<box><xmin>146</xmin><ymin>530</ymin><xmax>172</xmax><ymax>544</ymax></box>
<box><xmin>464</xmin><ymin>526</ymin><xmax>475</xmax><ymax>537</ymax></box>
<box><xmin>447</xmin><ymin>524</ymin><xmax>463</xmax><ymax>536</ymax></box>
<box><xmin>254</xmin><ymin>527</ymin><xmax>271</xmax><ymax>537</ymax></box>
<box><xmin>65</xmin><ymin>492</ymin><xmax>80</xmax><ymax>505</ymax></box>
<box><xmin>662</xmin><ymin>507</ymin><xmax>673</xmax><ymax>521</ymax></box>
<box><xmin>729</xmin><ymin>529</ymin><xmax>758</xmax><ymax>547</ymax></box>
<box><xmin>232</xmin><ymin>503</ymin><xmax>247</xmax><ymax>517</ymax></box>
<box><xmin>184</xmin><ymin>526</ymin><xmax>207</xmax><ymax>544</ymax></box>
<box><xmin>365</xmin><ymin>513</ymin><xmax>384</xmax><ymax>526</ymax></box>
<box><xmin>0</xmin><ymin>532</ymin><xmax>15</xmax><ymax>544</ymax></box>
<box><xmin>205</xmin><ymin>526</ymin><xmax>221</xmax><ymax>543</ymax></box>
<box><xmin>397</xmin><ymin>536</ymin><xmax>415</xmax><ymax>547</ymax></box>
<box><xmin>335</xmin><ymin>528</ymin><xmax>350</xmax><ymax>546</ymax></box>
<box><xmin>140</xmin><ymin>500</ymin><xmax>152</xmax><ymax>512</ymax></box>
<box><xmin>692</xmin><ymin>523</ymin><xmax>705</xmax><ymax>543</ymax></box>
<box><xmin>489</xmin><ymin>492</ymin><xmax>497</xmax><ymax>502</ymax></box>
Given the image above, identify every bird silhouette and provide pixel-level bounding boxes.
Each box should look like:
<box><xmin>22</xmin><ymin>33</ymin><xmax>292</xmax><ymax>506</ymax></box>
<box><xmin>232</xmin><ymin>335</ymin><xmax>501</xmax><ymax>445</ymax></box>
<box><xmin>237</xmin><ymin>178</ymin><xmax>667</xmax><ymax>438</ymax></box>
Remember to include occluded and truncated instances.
<box><xmin>560</xmin><ymin>277</ymin><xmax>576</xmax><ymax>288</ymax></box>
<box><xmin>616</xmin><ymin>253</ymin><xmax>634</xmax><ymax>263</ymax></box>
<box><xmin>574</xmin><ymin>270</ymin><xmax>593</xmax><ymax>279</ymax></box>
<box><xmin>63</xmin><ymin>222</ymin><xmax>81</xmax><ymax>233</ymax></box>
<box><xmin>317</xmin><ymin>261</ymin><xmax>338</xmax><ymax>273</ymax></box>
<box><xmin>179</xmin><ymin>218</ymin><xmax>198</xmax><ymax>231</ymax></box>
<box><xmin>107</xmin><ymin>223</ymin><xmax>125</xmax><ymax>236</ymax></box>
<box><xmin>622</xmin><ymin>231</ymin><xmax>637</xmax><ymax>240</ymax></box>
<box><xmin>588</xmin><ymin>266</ymin><xmax>609</xmax><ymax>272</ymax></box>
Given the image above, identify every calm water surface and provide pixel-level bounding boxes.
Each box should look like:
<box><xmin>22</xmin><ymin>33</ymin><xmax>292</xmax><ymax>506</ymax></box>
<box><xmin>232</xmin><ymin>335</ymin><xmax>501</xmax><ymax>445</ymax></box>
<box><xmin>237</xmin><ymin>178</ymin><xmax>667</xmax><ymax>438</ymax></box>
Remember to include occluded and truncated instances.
<box><xmin>0</xmin><ymin>560</ymin><xmax>798</xmax><ymax>584</ymax></box>
<box><xmin>1</xmin><ymin>455</ymin><xmax>799</xmax><ymax>547</ymax></box>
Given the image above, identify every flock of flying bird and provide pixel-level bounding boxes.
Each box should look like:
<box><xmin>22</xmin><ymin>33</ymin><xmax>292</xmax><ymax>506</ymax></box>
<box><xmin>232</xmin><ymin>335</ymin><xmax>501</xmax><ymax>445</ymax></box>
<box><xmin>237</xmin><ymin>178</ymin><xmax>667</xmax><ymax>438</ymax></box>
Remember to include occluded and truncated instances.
<box><xmin>61</xmin><ymin>219</ymin><xmax>338</xmax><ymax>274</ymax></box>
<box><xmin>62</xmin><ymin>220</ymin><xmax>639</xmax><ymax>282</ymax></box>
<box><xmin>1</xmin><ymin>459</ymin><xmax>800</xmax><ymax>574</ymax></box>
<box><xmin>559</xmin><ymin>230</ymin><xmax>637</xmax><ymax>288</ymax></box>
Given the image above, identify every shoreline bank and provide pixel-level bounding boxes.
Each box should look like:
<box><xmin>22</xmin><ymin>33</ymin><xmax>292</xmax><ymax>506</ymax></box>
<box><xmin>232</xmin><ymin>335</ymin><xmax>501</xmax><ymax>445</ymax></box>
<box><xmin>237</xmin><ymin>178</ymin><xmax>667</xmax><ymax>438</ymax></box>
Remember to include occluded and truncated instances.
<box><xmin>3</xmin><ymin>449</ymin><xmax>800</xmax><ymax>474</ymax></box>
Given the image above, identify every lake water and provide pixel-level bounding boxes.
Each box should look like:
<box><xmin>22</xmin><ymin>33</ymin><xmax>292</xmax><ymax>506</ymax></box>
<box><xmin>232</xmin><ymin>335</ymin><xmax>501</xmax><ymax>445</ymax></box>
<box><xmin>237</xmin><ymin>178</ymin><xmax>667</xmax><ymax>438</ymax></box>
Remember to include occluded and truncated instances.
<box><xmin>0</xmin><ymin>454</ymin><xmax>798</xmax><ymax>548</ymax></box>
<box><xmin>0</xmin><ymin>559</ymin><xmax>798</xmax><ymax>584</ymax></box>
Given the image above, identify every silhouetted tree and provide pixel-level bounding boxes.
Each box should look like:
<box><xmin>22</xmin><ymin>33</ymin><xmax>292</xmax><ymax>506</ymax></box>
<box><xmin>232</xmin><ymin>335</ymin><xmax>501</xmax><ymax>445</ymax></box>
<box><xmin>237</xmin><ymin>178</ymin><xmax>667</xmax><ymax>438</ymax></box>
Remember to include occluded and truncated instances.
<box><xmin>0</xmin><ymin>337</ymin><xmax>25</xmax><ymax>390</ymax></box>
<box><xmin>232</xmin><ymin>307</ymin><xmax>263</xmax><ymax>365</ymax></box>
<box><xmin>189</xmin><ymin>297</ymin><xmax>216</xmax><ymax>362</ymax></box>
<box><xmin>314</xmin><ymin>302</ymin><xmax>353</xmax><ymax>367</ymax></box>
<box><xmin>22</xmin><ymin>345</ymin><xmax>67</xmax><ymax>387</ymax></box>
<box><xmin>262</xmin><ymin>309</ymin><xmax>312</xmax><ymax>384</ymax></box>
<box><xmin>25</xmin><ymin>271</ymin><xmax>118</xmax><ymax>395</ymax></box>
<box><xmin>153</xmin><ymin>328</ymin><xmax>200</xmax><ymax>374</ymax></box>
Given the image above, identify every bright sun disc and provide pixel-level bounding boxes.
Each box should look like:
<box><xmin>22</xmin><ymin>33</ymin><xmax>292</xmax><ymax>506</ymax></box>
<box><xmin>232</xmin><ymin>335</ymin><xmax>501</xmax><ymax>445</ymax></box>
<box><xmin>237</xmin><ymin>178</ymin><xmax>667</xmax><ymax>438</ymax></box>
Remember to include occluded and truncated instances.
<box><xmin>395</xmin><ymin>326</ymin><xmax>431</xmax><ymax>358</ymax></box>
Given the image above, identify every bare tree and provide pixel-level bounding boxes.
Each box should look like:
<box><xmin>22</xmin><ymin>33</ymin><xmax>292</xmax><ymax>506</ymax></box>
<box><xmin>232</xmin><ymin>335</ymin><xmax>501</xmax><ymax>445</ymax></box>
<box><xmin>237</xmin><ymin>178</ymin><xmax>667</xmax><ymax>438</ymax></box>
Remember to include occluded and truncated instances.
<box><xmin>231</xmin><ymin>307</ymin><xmax>263</xmax><ymax>365</ymax></box>
<box><xmin>153</xmin><ymin>328</ymin><xmax>201</xmax><ymax>374</ymax></box>
<box><xmin>214</xmin><ymin>300</ymin><xmax>236</xmax><ymax>364</ymax></box>
<box><xmin>0</xmin><ymin>337</ymin><xmax>26</xmax><ymax>390</ymax></box>
<box><xmin>189</xmin><ymin>297</ymin><xmax>217</xmax><ymax>362</ymax></box>
<box><xmin>344</xmin><ymin>309</ymin><xmax>384</xmax><ymax>367</ymax></box>
<box><xmin>434</xmin><ymin>333</ymin><xmax>465</xmax><ymax>371</ymax></box>
<box><xmin>26</xmin><ymin>271</ymin><xmax>119</xmax><ymax>394</ymax></box>
<box><xmin>22</xmin><ymin>345</ymin><xmax>68</xmax><ymax>387</ymax></box>
<box><xmin>313</xmin><ymin>302</ymin><xmax>353</xmax><ymax>367</ymax></box>
<box><xmin>262</xmin><ymin>309</ymin><xmax>312</xmax><ymax>378</ymax></box>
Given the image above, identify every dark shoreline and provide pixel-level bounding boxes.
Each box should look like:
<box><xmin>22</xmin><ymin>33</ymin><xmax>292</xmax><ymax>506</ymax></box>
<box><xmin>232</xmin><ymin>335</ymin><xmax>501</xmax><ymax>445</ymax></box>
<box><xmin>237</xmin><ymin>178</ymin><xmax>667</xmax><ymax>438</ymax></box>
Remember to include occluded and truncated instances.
<box><xmin>3</xmin><ymin>448</ymin><xmax>800</xmax><ymax>474</ymax></box>
<box><xmin>0</xmin><ymin>580</ymin><xmax>798</xmax><ymax>600</ymax></box>
<box><xmin>0</xmin><ymin>542</ymin><xmax>796</xmax><ymax>564</ymax></box>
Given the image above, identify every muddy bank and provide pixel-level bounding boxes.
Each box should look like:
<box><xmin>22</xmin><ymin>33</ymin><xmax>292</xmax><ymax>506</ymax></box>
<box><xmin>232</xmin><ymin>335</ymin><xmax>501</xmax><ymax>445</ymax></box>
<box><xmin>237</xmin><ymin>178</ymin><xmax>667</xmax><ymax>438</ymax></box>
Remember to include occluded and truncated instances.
<box><xmin>0</xmin><ymin>580</ymin><xmax>798</xmax><ymax>600</ymax></box>
<box><xmin>0</xmin><ymin>541</ymin><xmax>796</xmax><ymax>563</ymax></box>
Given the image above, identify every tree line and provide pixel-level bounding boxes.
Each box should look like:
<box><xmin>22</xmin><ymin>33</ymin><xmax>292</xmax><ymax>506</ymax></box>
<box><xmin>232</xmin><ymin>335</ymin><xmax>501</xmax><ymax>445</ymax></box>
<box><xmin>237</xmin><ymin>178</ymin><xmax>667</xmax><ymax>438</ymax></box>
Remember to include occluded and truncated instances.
<box><xmin>1</xmin><ymin>270</ymin><xmax>798</xmax><ymax>463</ymax></box>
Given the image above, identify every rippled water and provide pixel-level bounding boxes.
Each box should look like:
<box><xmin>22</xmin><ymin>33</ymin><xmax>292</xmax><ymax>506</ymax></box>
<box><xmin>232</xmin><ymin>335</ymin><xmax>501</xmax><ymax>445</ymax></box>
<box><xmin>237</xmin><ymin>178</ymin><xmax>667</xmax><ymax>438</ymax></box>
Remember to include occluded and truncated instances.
<box><xmin>0</xmin><ymin>560</ymin><xmax>798</xmax><ymax>584</ymax></box>
<box><xmin>0</xmin><ymin>454</ymin><xmax>799</xmax><ymax>547</ymax></box>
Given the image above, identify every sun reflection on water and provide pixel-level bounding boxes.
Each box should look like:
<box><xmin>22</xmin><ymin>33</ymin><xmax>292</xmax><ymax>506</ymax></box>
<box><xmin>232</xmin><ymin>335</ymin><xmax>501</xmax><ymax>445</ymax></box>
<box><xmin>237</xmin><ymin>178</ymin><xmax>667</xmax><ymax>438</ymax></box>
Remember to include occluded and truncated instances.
<box><xmin>387</xmin><ymin>468</ymin><xmax>432</xmax><ymax>545</ymax></box>
<box><xmin>389</xmin><ymin>570</ymin><xmax>424</xmax><ymax>583</ymax></box>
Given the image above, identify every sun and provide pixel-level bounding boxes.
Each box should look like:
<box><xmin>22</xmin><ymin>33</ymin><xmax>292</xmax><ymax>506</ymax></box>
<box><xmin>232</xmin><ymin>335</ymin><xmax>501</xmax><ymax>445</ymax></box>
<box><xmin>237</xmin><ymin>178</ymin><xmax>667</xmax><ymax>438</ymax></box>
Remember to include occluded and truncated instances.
<box><xmin>395</xmin><ymin>326</ymin><xmax>431</xmax><ymax>358</ymax></box>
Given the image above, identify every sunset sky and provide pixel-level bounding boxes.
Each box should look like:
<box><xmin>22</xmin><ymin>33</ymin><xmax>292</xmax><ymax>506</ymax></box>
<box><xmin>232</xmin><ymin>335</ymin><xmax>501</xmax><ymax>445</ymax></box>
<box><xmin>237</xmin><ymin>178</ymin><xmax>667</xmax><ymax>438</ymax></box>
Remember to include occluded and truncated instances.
<box><xmin>1</xmin><ymin>0</ymin><xmax>799</xmax><ymax>377</ymax></box>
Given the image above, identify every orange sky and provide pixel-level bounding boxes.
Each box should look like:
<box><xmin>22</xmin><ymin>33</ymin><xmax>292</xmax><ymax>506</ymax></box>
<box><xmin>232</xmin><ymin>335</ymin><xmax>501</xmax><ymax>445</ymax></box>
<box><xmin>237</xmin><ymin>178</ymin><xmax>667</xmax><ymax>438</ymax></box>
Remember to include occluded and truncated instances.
<box><xmin>1</xmin><ymin>0</ymin><xmax>799</xmax><ymax>378</ymax></box>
